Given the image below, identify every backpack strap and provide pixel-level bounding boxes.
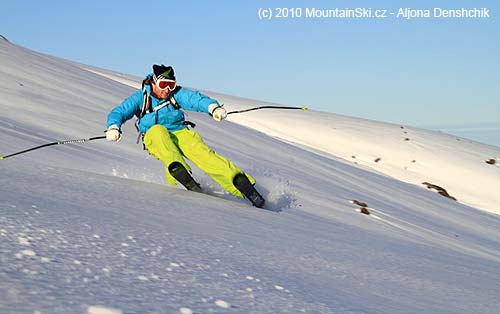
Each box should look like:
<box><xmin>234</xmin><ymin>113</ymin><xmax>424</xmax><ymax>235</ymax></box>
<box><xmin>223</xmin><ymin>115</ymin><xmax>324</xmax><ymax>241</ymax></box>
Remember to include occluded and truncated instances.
<box><xmin>169</xmin><ymin>91</ymin><xmax>181</xmax><ymax>109</ymax></box>
<box><xmin>134</xmin><ymin>81</ymin><xmax>187</xmax><ymax>145</ymax></box>
<box><xmin>139</xmin><ymin>78</ymin><xmax>154</xmax><ymax>119</ymax></box>
<box><xmin>169</xmin><ymin>90</ymin><xmax>196</xmax><ymax>128</ymax></box>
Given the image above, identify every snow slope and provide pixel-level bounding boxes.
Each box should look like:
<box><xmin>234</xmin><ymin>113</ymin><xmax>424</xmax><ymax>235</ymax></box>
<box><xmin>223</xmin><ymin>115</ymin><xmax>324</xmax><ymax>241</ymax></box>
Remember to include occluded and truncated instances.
<box><xmin>86</xmin><ymin>66</ymin><xmax>500</xmax><ymax>216</ymax></box>
<box><xmin>1</xmin><ymin>37</ymin><xmax>500</xmax><ymax>314</ymax></box>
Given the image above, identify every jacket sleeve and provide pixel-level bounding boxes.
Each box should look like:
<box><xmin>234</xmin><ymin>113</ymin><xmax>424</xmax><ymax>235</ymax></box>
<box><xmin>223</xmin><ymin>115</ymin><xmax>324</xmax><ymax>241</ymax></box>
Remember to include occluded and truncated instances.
<box><xmin>106</xmin><ymin>90</ymin><xmax>143</xmax><ymax>128</ymax></box>
<box><xmin>175</xmin><ymin>87</ymin><xmax>220</xmax><ymax>113</ymax></box>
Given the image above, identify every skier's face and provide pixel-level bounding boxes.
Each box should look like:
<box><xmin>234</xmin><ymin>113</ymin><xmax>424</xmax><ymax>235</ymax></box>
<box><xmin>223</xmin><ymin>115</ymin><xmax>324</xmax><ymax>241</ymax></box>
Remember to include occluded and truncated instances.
<box><xmin>151</xmin><ymin>82</ymin><xmax>170</xmax><ymax>99</ymax></box>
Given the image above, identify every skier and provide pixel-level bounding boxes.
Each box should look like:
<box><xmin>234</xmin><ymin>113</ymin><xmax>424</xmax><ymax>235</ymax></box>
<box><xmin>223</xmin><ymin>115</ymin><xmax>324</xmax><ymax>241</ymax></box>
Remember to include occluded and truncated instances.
<box><xmin>105</xmin><ymin>64</ymin><xmax>265</xmax><ymax>208</ymax></box>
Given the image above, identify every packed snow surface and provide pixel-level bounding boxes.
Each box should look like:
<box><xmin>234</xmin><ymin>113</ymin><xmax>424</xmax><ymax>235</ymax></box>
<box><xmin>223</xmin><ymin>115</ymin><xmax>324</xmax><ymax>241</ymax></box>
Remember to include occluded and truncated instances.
<box><xmin>1</xmin><ymin>37</ymin><xmax>500</xmax><ymax>314</ymax></box>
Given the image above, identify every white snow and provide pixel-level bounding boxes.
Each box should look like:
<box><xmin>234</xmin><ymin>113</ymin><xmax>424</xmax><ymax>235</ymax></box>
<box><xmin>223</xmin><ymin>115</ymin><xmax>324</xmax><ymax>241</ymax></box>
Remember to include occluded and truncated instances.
<box><xmin>40</xmin><ymin>257</ymin><xmax>51</xmax><ymax>263</ymax></box>
<box><xmin>179</xmin><ymin>307</ymin><xmax>193</xmax><ymax>314</ymax></box>
<box><xmin>1</xmin><ymin>38</ymin><xmax>500</xmax><ymax>314</ymax></box>
<box><xmin>208</xmin><ymin>95</ymin><xmax>500</xmax><ymax>215</ymax></box>
<box><xmin>137</xmin><ymin>275</ymin><xmax>149</xmax><ymax>281</ymax></box>
<box><xmin>17</xmin><ymin>236</ymin><xmax>30</xmax><ymax>246</ymax></box>
<box><xmin>214</xmin><ymin>299</ymin><xmax>231</xmax><ymax>308</ymax></box>
<box><xmin>20</xmin><ymin>249</ymin><xmax>36</xmax><ymax>257</ymax></box>
<box><xmin>87</xmin><ymin>305</ymin><xmax>123</xmax><ymax>314</ymax></box>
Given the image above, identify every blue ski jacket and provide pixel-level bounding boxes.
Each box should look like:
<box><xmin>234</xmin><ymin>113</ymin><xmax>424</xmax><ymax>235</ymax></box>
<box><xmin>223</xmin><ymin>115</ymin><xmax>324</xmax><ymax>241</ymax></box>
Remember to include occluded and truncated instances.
<box><xmin>106</xmin><ymin>83</ymin><xmax>219</xmax><ymax>133</ymax></box>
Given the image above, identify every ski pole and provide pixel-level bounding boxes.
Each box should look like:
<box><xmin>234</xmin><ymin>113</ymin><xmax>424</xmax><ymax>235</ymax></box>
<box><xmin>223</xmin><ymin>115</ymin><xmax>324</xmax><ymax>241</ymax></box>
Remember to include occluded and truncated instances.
<box><xmin>0</xmin><ymin>135</ymin><xmax>106</xmax><ymax>160</ymax></box>
<box><xmin>227</xmin><ymin>105</ymin><xmax>308</xmax><ymax>115</ymax></box>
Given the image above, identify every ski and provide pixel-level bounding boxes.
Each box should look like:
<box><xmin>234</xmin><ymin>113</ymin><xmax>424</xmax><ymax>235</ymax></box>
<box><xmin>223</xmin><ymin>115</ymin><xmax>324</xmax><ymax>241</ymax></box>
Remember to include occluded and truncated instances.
<box><xmin>233</xmin><ymin>173</ymin><xmax>266</xmax><ymax>208</ymax></box>
<box><xmin>169</xmin><ymin>164</ymin><xmax>270</xmax><ymax>211</ymax></box>
<box><xmin>168</xmin><ymin>162</ymin><xmax>202</xmax><ymax>193</ymax></box>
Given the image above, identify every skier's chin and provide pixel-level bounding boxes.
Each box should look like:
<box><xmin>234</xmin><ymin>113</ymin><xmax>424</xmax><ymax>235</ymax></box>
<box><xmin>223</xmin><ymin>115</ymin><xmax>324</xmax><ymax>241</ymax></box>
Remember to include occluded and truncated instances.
<box><xmin>158</xmin><ymin>91</ymin><xmax>169</xmax><ymax>99</ymax></box>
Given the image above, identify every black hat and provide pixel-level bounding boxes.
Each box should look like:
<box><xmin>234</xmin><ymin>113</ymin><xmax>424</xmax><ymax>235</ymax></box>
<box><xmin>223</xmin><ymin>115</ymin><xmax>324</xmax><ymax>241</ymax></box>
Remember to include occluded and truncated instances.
<box><xmin>153</xmin><ymin>64</ymin><xmax>175</xmax><ymax>81</ymax></box>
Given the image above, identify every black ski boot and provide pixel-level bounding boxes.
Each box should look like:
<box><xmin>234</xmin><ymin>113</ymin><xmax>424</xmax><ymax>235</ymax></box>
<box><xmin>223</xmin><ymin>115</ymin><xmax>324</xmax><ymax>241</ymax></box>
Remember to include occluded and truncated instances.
<box><xmin>168</xmin><ymin>162</ymin><xmax>202</xmax><ymax>193</ymax></box>
<box><xmin>233</xmin><ymin>173</ymin><xmax>265</xmax><ymax>208</ymax></box>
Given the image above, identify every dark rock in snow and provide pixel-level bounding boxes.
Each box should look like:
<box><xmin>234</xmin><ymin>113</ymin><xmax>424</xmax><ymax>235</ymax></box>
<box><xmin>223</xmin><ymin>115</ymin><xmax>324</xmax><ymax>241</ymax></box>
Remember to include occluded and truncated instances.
<box><xmin>422</xmin><ymin>182</ymin><xmax>457</xmax><ymax>201</ymax></box>
<box><xmin>360</xmin><ymin>207</ymin><xmax>371</xmax><ymax>215</ymax></box>
<box><xmin>485</xmin><ymin>159</ymin><xmax>496</xmax><ymax>165</ymax></box>
<box><xmin>351</xmin><ymin>200</ymin><xmax>371</xmax><ymax>215</ymax></box>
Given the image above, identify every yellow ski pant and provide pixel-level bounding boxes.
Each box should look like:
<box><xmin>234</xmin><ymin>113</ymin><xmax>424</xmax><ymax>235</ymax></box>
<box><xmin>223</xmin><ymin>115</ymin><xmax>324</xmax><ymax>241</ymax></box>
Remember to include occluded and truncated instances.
<box><xmin>143</xmin><ymin>125</ymin><xmax>255</xmax><ymax>198</ymax></box>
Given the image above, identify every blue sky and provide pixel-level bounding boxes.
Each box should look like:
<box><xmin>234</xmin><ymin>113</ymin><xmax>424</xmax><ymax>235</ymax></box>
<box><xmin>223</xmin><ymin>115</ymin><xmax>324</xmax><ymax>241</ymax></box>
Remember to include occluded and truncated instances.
<box><xmin>2</xmin><ymin>0</ymin><xmax>499</xmax><ymax>127</ymax></box>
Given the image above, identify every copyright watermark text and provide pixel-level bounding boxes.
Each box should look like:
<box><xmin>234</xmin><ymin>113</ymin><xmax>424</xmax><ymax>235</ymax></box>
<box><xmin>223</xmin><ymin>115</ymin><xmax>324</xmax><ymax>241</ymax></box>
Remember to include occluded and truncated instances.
<box><xmin>257</xmin><ymin>7</ymin><xmax>491</xmax><ymax>20</ymax></box>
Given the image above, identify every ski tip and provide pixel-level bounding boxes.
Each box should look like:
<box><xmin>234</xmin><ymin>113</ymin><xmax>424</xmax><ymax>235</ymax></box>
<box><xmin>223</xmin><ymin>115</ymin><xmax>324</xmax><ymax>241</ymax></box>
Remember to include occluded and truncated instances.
<box><xmin>0</xmin><ymin>156</ymin><xmax>4</xmax><ymax>160</ymax></box>
<box><xmin>301</xmin><ymin>106</ymin><xmax>308</xmax><ymax>111</ymax></box>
